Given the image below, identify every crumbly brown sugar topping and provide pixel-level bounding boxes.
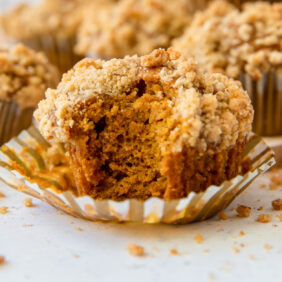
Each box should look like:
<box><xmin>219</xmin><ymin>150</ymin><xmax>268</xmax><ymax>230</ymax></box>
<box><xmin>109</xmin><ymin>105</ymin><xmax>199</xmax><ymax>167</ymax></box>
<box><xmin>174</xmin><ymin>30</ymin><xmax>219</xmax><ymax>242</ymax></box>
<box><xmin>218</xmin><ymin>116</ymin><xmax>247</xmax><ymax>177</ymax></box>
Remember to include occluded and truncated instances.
<box><xmin>0</xmin><ymin>0</ymin><xmax>107</xmax><ymax>39</ymax></box>
<box><xmin>35</xmin><ymin>48</ymin><xmax>253</xmax><ymax>154</ymax></box>
<box><xmin>0</xmin><ymin>44</ymin><xmax>59</xmax><ymax>108</ymax></box>
<box><xmin>75</xmin><ymin>0</ymin><xmax>191</xmax><ymax>58</ymax></box>
<box><xmin>173</xmin><ymin>1</ymin><xmax>282</xmax><ymax>79</ymax></box>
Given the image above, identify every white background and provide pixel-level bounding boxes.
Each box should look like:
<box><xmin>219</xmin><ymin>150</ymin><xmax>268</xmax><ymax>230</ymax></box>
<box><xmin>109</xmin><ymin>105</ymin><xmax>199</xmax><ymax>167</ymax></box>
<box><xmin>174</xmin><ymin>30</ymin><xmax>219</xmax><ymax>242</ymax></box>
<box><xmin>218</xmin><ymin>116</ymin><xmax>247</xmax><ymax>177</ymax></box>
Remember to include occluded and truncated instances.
<box><xmin>0</xmin><ymin>1</ymin><xmax>282</xmax><ymax>281</ymax></box>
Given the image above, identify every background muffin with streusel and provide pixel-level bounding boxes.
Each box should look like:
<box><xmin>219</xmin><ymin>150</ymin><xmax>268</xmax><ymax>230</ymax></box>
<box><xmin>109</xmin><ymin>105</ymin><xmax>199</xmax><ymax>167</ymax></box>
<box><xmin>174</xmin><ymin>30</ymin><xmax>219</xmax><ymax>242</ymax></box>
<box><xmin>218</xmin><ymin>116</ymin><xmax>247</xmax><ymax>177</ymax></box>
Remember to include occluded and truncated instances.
<box><xmin>0</xmin><ymin>43</ymin><xmax>59</xmax><ymax>144</ymax></box>
<box><xmin>75</xmin><ymin>0</ymin><xmax>192</xmax><ymax>59</ymax></box>
<box><xmin>0</xmin><ymin>0</ymin><xmax>116</xmax><ymax>72</ymax></box>
<box><xmin>173</xmin><ymin>0</ymin><xmax>282</xmax><ymax>136</ymax></box>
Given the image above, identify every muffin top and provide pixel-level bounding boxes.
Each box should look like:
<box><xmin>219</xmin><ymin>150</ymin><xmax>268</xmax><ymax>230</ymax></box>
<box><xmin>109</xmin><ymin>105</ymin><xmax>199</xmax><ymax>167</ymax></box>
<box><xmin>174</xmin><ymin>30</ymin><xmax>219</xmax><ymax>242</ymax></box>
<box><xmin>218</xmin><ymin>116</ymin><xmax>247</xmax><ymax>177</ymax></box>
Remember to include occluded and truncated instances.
<box><xmin>0</xmin><ymin>0</ymin><xmax>109</xmax><ymax>39</ymax></box>
<box><xmin>75</xmin><ymin>0</ymin><xmax>192</xmax><ymax>58</ymax></box>
<box><xmin>173</xmin><ymin>0</ymin><xmax>282</xmax><ymax>79</ymax></box>
<box><xmin>35</xmin><ymin>48</ymin><xmax>253</xmax><ymax>154</ymax></box>
<box><xmin>0</xmin><ymin>44</ymin><xmax>59</xmax><ymax>109</ymax></box>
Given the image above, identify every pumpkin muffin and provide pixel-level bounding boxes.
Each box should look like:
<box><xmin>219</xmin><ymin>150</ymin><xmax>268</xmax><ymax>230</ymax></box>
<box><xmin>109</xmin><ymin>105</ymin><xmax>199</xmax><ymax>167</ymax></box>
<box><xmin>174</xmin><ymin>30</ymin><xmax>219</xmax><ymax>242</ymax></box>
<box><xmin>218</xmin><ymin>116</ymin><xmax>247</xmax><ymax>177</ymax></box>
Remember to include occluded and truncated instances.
<box><xmin>0</xmin><ymin>44</ymin><xmax>59</xmax><ymax>144</ymax></box>
<box><xmin>173</xmin><ymin>0</ymin><xmax>282</xmax><ymax>135</ymax></box>
<box><xmin>35</xmin><ymin>48</ymin><xmax>253</xmax><ymax>201</ymax></box>
<box><xmin>75</xmin><ymin>0</ymin><xmax>192</xmax><ymax>59</ymax></box>
<box><xmin>0</xmin><ymin>0</ymin><xmax>114</xmax><ymax>72</ymax></box>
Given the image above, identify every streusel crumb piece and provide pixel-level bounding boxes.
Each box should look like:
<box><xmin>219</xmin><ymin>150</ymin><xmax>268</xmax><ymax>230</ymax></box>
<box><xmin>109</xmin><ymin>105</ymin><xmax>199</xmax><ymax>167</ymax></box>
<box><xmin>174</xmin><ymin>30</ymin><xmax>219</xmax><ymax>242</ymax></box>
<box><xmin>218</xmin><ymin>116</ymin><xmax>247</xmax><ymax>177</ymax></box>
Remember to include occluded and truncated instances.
<box><xmin>0</xmin><ymin>256</ymin><xmax>5</xmax><ymax>265</ymax></box>
<box><xmin>257</xmin><ymin>214</ymin><xmax>272</xmax><ymax>223</ymax></box>
<box><xmin>272</xmin><ymin>199</ymin><xmax>282</xmax><ymax>211</ymax></box>
<box><xmin>236</xmin><ymin>205</ymin><xmax>251</xmax><ymax>218</ymax></box>
<box><xmin>194</xmin><ymin>234</ymin><xmax>203</xmax><ymax>244</ymax></box>
<box><xmin>24</xmin><ymin>198</ymin><xmax>34</xmax><ymax>208</ymax></box>
<box><xmin>0</xmin><ymin>206</ymin><xmax>8</xmax><ymax>214</ymax></box>
<box><xmin>126</xmin><ymin>243</ymin><xmax>145</xmax><ymax>257</ymax></box>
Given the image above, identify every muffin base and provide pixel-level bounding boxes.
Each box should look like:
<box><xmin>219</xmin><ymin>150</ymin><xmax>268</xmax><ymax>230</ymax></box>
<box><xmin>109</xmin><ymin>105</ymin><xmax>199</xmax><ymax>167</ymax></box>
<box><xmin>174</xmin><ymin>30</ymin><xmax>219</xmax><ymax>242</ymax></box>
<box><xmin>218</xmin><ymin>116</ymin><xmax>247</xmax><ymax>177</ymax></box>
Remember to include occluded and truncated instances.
<box><xmin>67</xmin><ymin>140</ymin><xmax>247</xmax><ymax>201</ymax></box>
<box><xmin>239</xmin><ymin>69</ymin><xmax>282</xmax><ymax>136</ymax></box>
<box><xmin>0</xmin><ymin>100</ymin><xmax>34</xmax><ymax>145</ymax></box>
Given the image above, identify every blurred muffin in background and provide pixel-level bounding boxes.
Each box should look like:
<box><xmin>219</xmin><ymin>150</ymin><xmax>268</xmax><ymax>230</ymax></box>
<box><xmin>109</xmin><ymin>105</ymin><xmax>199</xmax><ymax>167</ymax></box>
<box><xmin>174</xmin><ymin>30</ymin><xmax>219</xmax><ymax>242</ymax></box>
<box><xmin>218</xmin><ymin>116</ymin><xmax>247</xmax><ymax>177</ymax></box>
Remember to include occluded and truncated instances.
<box><xmin>75</xmin><ymin>0</ymin><xmax>192</xmax><ymax>59</ymax></box>
<box><xmin>0</xmin><ymin>44</ymin><xmax>59</xmax><ymax>144</ymax></box>
<box><xmin>173</xmin><ymin>0</ymin><xmax>282</xmax><ymax>136</ymax></box>
<box><xmin>0</xmin><ymin>0</ymin><xmax>115</xmax><ymax>73</ymax></box>
<box><xmin>192</xmin><ymin>0</ymin><xmax>281</xmax><ymax>10</ymax></box>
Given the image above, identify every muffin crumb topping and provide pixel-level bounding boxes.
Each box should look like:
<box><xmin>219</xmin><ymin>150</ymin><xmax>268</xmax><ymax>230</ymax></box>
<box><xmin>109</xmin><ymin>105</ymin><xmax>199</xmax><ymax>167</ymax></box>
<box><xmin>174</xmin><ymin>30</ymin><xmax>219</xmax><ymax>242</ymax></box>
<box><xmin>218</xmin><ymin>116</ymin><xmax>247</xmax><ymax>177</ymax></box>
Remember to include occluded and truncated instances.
<box><xmin>0</xmin><ymin>44</ymin><xmax>59</xmax><ymax>108</ymax></box>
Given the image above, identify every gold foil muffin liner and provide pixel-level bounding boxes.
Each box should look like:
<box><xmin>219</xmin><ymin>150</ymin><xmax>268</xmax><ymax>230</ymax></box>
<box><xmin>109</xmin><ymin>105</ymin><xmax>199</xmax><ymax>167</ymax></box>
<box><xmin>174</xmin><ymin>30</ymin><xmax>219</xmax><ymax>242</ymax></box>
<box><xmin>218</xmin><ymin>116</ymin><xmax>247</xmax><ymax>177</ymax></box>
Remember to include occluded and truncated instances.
<box><xmin>0</xmin><ymin>101</ymin><xmax>34</xmax><ymax>145</ymax></box>
<box><xmin>239</xmin><ymin>69</ymin><xmax>282</xmax><ymax>136</ymax></box>
<box><xmin>0</xmin><ymin>126</ymin><xmax>275</xmax><ymax>224</ymax></box>
<box><xmin>22</xmin><ymin>34</ymin><xmax>83</xmax><ymax>74</ymax></box>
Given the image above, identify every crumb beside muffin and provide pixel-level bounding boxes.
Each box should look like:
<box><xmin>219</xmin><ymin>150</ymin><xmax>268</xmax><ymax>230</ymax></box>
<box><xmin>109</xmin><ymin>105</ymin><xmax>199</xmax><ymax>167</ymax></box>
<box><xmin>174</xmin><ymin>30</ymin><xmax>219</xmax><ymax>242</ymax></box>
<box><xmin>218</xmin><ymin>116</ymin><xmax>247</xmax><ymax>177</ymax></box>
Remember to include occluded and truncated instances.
<box><xmin>75</xmin><ymin>0</ymin><xmax>192</xmax><ymax>59</ymax></box>
<box><xmin>35</xmin><ymin>48</ymin><xmax>253</xmax><ymax>201</ymax></box>
<box><xmin>0</xmin><ymin>43</ymin><xmax>59</xmax><ymax>144</ymax></box>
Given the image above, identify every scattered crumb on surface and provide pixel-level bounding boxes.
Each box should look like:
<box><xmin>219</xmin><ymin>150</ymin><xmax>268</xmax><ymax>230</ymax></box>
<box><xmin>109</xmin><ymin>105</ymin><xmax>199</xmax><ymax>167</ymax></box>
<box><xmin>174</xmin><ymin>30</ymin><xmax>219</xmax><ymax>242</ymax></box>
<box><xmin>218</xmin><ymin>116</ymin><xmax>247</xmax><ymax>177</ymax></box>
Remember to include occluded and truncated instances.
<box><xmin>264</xmin><ymin>244</ymin><xmax>272</xmax><ymax>250</ymax></box>
<box><xmin>126</xmin><ymin>243</ymin><xmax>145</xmax><ymax>257</ymax></box>
<box><xmin>209</xmin><ymin>273</ymin><xmax>215</xmax><ymax>281</ymax></box>
<box><xmin>236</xmin><ymin>205</ymin><xmax>251</xmax><ymax>218</ymax></box>
<box><xmin>75</xmin><ymin>227</ymin><xmax>83</xmax><ymax>231</ymax></box>
<box><xmin>232</xmin><ymin>246</ymin><xmax>240</xmax><ymax>254</ymax></box>
<box><xmin>0</xmin><ymin>191</ymin><xmax>5</xmax><ymax>198</ymax></box>
<box><xmin>270</xmin><ymin>173</ymin><xmax>282</xmax><ymax>186</ymax></box>
<box><xmin>257</xmin><ymin>214</ymin><xmax>272</xmax><ymax>223</ymax></box>
<box><xmin>194</xmin><ymin>234</ymin><xmax>203</xmax><ymax>244</ymax></box>
<box><xmin>0</xmin><ymin>256</ymin><xmax>5</xmax><ymax>265</ymax></box>
<box><xmin>257</xmin><ymin>206</ymin><xmax>264</xmax><ymax>211</ymax></box>
<box><xmin>238</xmin><ymin>231</ymin><xmax>245</xmax><ymax>237</ymax></box>
<box><xmin>249</xmin><ymin>254</ymin><xmax>255</xmax><ymax>260</ymax></box>
<box><xmin>272</xmin><ymin>199</ymin><xmax>282</xmax><ymax>211</ymax></box>
<box><xmin>0</xmin><ymin>206</ymin><xmax>8</xmax><ymax>214</ymax></box>
<box><xmin>260</xmin><ymin>184</ymin><xmax>267</xmax><ymax>189</ymax></box>
<box><xmin>240</xmin><ymin>243</ymin><xmax>245</xmax><ymax>248</ymax></box>
<box><xmin>204</xmin><ymin>249</ymin><xmax>210</xmax><ymax>254</ymax></box>
<box><xmin>22</xmin><ymin>224</ymin><xmax>33</xmax><ymax>227</ymax></box>
<box><xmin>24</xmin><ymin>198</ymin><xmax>35</xmax><ymax>208</ymax></box>
<box><xmin>269</xmin><ymin>184</ymin><xmax>278</xmax><ymax>191</ymax></box>
<box><xmin>170</xmin><ymin>249</ymin><xmax>179</xmax><ymax>255</ymax></box>
<box><xmin>218</xmin><ymin>212</ymin><xmax>228</xmax><ymax>220</ymax></box>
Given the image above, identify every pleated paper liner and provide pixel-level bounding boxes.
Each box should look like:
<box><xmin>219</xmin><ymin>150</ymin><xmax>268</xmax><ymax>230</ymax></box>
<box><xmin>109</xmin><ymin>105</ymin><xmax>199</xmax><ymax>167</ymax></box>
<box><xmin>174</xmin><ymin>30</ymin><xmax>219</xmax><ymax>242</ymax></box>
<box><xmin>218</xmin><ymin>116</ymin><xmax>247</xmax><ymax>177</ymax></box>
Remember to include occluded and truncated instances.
<box><xmin>0</xmin><ymin>101</ymin><xmax>34</xmax><ymax>146</ymax></box>
<box><xmin>22</xmin><ymin>34</ymin><xmax>83</xmax><ymax>74</ymax></box>
<box><xmin>239</xmin><ymin>69</ymin><xmax>282</xmax><ymax>137</ymax></box>
<box><xmin>0</xmin><ymin>126</ymin><xmax>275</xmax><ymax>224</ymax></box>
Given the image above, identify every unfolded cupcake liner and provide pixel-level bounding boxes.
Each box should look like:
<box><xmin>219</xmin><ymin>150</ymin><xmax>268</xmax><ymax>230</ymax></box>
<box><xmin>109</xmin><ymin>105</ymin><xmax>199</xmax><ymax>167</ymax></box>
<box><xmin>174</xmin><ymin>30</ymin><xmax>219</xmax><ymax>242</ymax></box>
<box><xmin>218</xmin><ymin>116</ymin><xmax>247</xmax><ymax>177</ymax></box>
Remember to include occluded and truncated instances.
<box><xmin>0</xmin><ymin>101</ymin><xmax>34</xmax><ymax>145</ymax></box>
<box><xmin>0</xmin><ymin>126</ymin><xmax>275</xmax><ymax>224</ymax></box>
<box><xmin>239</xmin><ymin>69</ymin><xmax>282</xmax><ymax>136</ymax></box>
<box><xmin>22</xmin><ymin>34</ymin><xmax>83</xmax><ymax>74</ymax></box>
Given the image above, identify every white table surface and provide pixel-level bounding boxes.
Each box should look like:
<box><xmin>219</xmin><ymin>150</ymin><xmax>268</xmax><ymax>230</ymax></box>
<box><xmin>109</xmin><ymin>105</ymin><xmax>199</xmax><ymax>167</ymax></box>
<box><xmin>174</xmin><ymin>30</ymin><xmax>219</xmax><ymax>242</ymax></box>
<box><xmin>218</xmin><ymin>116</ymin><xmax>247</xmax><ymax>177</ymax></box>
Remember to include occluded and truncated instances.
<box><xmin>1</xmin><ymin>1</ymin><xmax>282</xmax><ymax>281</ymax></box>
<box><xmin>0</xmin><ymin>169</ymin><xmax>282</xmax><ymax>282</ymax></box>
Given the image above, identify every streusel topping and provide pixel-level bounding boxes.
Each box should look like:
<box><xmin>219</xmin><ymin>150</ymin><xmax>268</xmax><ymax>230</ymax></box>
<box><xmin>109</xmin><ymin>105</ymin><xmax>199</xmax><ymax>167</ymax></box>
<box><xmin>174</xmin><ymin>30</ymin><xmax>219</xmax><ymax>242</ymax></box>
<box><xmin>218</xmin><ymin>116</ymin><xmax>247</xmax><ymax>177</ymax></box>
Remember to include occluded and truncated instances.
<box><xmin>0</xmin><ymin>44</ymin><xmax>59</xmax><ymax>108</ymax></box>
<box><xmin>75</xmin><ymin>0</ymin><xmax>192</xmax><ymax>58</ymax></box>
<box><xmin>35</xmin><ymin>48</ymin><xmax>253</xmax><ymax>154</ymax></box>
<box><xmin>0</xmin><ymin>0</ymin><xmax>110</xmax><ymax>39</ymax></box>
<box><xmin>173</xmin><ymin>0</ymin><xmax>282</xmax><ymax>79</ymax></box>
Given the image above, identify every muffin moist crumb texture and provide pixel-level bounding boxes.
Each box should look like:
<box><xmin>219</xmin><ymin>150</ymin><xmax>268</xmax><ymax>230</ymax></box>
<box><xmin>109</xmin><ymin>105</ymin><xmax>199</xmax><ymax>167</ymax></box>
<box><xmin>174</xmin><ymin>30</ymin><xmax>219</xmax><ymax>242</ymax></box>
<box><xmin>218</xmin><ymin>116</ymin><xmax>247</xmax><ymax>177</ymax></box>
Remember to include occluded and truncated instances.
<box><xmin>35</xmin><ymin>49</ymin><xmax>253</xmax><ymax>200</ymax></box>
